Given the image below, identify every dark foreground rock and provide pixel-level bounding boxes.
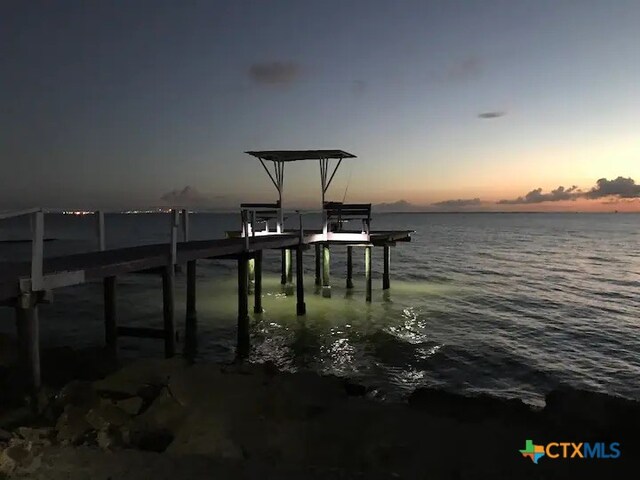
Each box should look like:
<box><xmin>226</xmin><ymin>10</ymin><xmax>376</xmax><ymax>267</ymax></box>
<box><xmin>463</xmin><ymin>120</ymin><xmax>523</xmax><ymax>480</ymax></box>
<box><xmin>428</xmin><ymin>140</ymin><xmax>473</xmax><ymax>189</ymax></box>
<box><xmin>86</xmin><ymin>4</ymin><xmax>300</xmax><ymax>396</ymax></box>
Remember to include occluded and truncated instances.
<box><xmin>0</xmin><ymin>358</ymin><xmax>638</xmax><ymax>479</ymax></box>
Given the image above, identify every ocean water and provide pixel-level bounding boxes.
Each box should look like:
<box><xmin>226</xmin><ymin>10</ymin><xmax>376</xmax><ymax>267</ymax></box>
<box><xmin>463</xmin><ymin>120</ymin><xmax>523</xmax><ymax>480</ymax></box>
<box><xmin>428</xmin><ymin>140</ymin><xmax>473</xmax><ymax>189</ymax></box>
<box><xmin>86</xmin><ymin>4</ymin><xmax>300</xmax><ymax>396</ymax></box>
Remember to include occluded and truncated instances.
<box><xmin>1</xmin><ymin>212</ymin><xmax>639</xmax><ymax>405</ymax></box>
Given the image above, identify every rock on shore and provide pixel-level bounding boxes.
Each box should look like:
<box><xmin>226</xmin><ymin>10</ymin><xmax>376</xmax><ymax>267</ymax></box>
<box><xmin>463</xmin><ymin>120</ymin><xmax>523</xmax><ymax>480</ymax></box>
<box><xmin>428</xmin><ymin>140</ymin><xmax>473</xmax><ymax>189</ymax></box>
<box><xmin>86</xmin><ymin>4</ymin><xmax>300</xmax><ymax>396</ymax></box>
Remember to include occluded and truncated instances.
<box><xmin>1</xmin><ymin>357</ymin><xmax>638</xmax><ymax>479</ymax></box>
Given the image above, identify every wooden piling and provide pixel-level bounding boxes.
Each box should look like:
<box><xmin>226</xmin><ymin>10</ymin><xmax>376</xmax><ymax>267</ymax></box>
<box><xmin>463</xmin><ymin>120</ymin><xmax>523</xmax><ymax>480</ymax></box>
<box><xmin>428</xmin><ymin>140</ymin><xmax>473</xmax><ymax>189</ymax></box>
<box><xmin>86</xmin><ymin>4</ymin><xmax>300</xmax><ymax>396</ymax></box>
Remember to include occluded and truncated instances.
<box><xmin>296</xmin><ymin>246</ymin><xmax>306</xmax><ymax>315</ymax></box>
<box><xmin>237</xmin><ymin>255</ymin><xmax>250</xmax><ymax>358</ymax></box>
<box><xmin>285</xmin><ymin>249</ymin><xmax>293</xmax><ymax>294</ymax></box>
<box><xmin>346</xmin><ymin>246</ymin><xmax>354</xmax><ymax>289</ymax></box>
<box><xmin>383</xmin><ymin>245</ymin><xmax>391</xmax><ymax>290</ymax></box>
<box><xmin>15</xmin><ymin>298</ymin><xmax>40</xmax><ymax>392</ymax></box>
<box><xmin>104</xmin><ymin>276</ymin><xmax>117</xmax><ymax>353</ymax></box>
<box><xmin>322</xmin><ymin>244</ymin><xmax>331</xmax><ymax>298</ymax></box>
<box><xmin>254</xmin><ymin>251</ymin><xmax>263</xmax><ymax>313</ymax></box>
<box><xmin>248</xmin><ymin>258</ymin><xmax>255</xmax><ymax>295</ymax></box>
<box><xmin>185</xmin><ymin>260</ymin><xmax>197</xmax><ymax>358</ymax></box>
<box><xmin>281</xmin><ymin>250</ymin><xmax>287</xmax><ymax>285</ymax></box>
<box><xmin>162</xmin><ymin>265</ymin><xmax>176</xmax><ymax>358</ymax></box>
<box><xmin>365</xmin><ymin>246</ymin><xmax>372</xmax><ymax>302</ymax></box>
<box><xmin>315</xmin><ymin>244</ymin><xmax>321</xmax><ymax>286</ymax></box>
<box><xmin>96</xmin><ymin>211</ymin><xmax>106</xmax><ymax>251</ymax></box>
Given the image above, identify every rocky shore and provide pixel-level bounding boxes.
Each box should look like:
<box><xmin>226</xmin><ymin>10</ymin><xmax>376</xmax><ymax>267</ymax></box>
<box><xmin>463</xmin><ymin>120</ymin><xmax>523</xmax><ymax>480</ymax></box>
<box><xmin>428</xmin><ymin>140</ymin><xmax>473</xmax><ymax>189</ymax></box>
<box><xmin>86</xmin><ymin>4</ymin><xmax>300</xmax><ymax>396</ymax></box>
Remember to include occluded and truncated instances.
<box><xmin>0</xmin><ymin>353</ymin><xmax>638</xmax><ymax>479</ymax></box>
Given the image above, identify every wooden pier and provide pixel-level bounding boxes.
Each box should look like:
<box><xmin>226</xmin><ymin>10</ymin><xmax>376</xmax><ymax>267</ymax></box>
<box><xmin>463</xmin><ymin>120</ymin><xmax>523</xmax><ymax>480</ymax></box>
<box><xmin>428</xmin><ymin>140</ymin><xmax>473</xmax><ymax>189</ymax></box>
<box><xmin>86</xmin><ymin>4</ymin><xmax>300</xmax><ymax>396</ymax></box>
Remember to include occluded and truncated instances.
<box><xmin>0</xmin><ymin>150</ymin><xmax>413</xmax><ymax>392</ymax></box>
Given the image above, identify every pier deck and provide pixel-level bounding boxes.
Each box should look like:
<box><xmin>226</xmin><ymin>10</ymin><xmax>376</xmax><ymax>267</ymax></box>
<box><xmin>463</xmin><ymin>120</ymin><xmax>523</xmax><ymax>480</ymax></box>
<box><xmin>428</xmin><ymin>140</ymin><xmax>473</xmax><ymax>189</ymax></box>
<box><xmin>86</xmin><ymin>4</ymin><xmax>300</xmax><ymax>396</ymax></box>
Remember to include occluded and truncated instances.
<box><xmin>0</xmin><ymin>230</ymin><xmax>411</xmax><ymax>304</ymax></box>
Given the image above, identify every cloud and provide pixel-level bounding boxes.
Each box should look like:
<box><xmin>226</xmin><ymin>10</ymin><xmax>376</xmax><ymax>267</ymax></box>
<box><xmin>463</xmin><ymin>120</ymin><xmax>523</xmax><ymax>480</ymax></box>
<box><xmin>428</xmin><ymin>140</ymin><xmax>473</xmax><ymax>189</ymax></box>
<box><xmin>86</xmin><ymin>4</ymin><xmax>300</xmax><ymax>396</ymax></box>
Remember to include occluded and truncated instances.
<box><xmin>249</xmin><ymin>61</ymin><xmax>301</xmax><ymax>86</ymax></box>
<box><xmin>498</xmin><ymin>177</ymin><xmax>640</xmax><ymax>205</ymax></box>
<box><xmin>478</xmin><ymin>111</ymin><xmax>506</xmax><ymax>119</ymax></box>
<box><xmin>498</xmin><ymin>186</ymin><xmax>580</xmax><ymax>204</ymax></box>
<box><xmin>584</xmin><ymin>176</ymin><xmax>640</xmax><ymax>199</ymax></box>
<box><xmin>373</xmin><ymin>200</ymin><xmax>419</xmax><ymax>212</ymax></box>
<box><xmin>432</xmin><ymin>198</ymin><xmax>482</xmax><ymax>208</ymax></box>
<box><xmin>352</xmin><ymin>80</ymin><xmax>367</xmax><ymax>95</ymax></box>
<box><xmin>160</xmin><ymin>186</ymin><xmax>221</xmax><ymax>207</ymax></box>
<box><xmin>446</xmin><ymin>55</ymin><xmax>482</xmax><ymax>82</ymax></box>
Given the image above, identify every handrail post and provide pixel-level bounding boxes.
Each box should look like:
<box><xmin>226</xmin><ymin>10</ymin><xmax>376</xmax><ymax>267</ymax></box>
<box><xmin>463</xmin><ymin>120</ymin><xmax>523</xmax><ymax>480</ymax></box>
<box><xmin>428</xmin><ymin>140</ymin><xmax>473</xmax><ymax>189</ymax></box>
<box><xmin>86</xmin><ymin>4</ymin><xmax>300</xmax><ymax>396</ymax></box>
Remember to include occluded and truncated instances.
<box><xmin>30</xmin><ymin>210</ymin><xmax>44</xmax><ymax>292</ymax></box>
<box><xmin>298</xmin><ymin>211</ymin><xmax>304</xmax><ymax>242</ymax></box>
<box><xmin>241</xmin><ymin>209</ymin><xmax>249</xmax><ymax>250</ymax></box>
<box><xmin>181</xmin><ymin>208</ymin><xmax>189</xmax><ymax>242</ymax></box>
<box><xmin>170</xmin><ymin>209</ymin><xmax>179</xmax><ymax>265</ymax></box>
<box><xmin>96</xmin><ymin>210</ymin><xmax>105</xmax><ymax>251</ymax></box>
<box><xmin>251</xmin><ymin>210</ymin><xmax>256</xmax><ymax>236</ymax></box>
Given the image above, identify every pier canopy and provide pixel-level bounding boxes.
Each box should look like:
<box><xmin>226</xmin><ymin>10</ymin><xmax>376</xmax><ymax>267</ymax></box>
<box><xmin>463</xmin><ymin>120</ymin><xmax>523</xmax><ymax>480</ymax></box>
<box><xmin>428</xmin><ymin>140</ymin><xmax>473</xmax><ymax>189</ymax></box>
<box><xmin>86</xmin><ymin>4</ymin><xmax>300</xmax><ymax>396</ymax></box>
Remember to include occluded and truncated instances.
<box><xmin>244</xmin><ymin>149</ymin><xmax>357</xmax><ymax>208</ymax></box>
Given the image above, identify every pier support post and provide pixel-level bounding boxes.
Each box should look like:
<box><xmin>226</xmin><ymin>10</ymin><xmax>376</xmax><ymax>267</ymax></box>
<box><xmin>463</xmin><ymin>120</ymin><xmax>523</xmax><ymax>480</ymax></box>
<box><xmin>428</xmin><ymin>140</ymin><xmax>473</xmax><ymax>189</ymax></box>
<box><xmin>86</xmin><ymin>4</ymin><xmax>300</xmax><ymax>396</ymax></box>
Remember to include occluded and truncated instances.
<box><xmin>248</xmin><ymin>258</ymin><xmax>255</xmax><ymax>295</ymax></box>
<box><xmin>296</xmin><ymin>247</ymin><xmax>306</xmax><ymax>315</ymax></box>
<box><xmin>254</xmin><ymin>251</ymin><xmax>263</xmax><ymax>314</ymax></box>
<box><xmin>162</xmin><ymin>265</ymin><xmax>176</xmax><ymax>358</ymax></box>
<box><xmin>237</xmin><ymin>255</ymin><xmax>250</xmax><ymax>358</ymax></box>
<box><xmin>322</xmin><ymin>244</ymin><xmax>331</xmax><ymax>298</ymax></box>
<box><xmin>383</xmin><ymin>245</ymin><xmax>391</xmax><ymax>290</ymax></box>
<box><xmin>280</xmin><ymin>250</ymin><xmax>287</xmax><ymax>285</ymax></box>
<box><xmin>104</xmin><ymin>276</ymin><xmax>117</xmax><ymax>354</ymax></box>
<box><xmin>283</xmin><ymin>249</ymin><xmax>293</xmax><ymax>295</ymax></box>
<box><xmin>185</xmin><ymin>260</ymin><xmax>197</xmax><ymax>358</ymax></box>
<box><xmin>346</xmin><ymin>246</ymin><xmax>354</xmax><ymax>289</ymax></box>
<box><xmin>365</xmin><ymin>246</ymin><xmax>372</xmax><ymax>302</ymax></box>
<box><xmin>15</xmin><ymin>297</ymin><xmax>40</xmax><ymax>393</ymax></box>
<box><xmin>315</xmin><ymin>244</ymin><xmax>321</xmax><ymax>286</ymax></box>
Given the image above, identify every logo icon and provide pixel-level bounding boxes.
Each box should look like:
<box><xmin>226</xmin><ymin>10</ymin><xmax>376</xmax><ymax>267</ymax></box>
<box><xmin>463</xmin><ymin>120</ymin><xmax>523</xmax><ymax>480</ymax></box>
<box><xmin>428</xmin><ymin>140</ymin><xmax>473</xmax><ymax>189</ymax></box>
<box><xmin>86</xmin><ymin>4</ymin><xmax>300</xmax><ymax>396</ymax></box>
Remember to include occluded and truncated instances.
<box><xmin>520</xmin><ymin>439</ymin><xmax>546</xmax><ymax>464</ymax></box>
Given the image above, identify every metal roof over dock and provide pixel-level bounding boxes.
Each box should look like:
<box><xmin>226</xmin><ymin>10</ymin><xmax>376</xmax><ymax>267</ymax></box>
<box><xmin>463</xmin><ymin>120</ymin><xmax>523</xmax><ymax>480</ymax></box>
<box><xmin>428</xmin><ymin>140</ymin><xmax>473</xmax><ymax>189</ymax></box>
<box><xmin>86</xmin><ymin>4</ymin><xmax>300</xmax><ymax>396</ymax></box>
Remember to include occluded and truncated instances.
<box><xmin>245</xmin><ymin>150</ymin><xmax>356</xmax><ymax>162</ymax></box>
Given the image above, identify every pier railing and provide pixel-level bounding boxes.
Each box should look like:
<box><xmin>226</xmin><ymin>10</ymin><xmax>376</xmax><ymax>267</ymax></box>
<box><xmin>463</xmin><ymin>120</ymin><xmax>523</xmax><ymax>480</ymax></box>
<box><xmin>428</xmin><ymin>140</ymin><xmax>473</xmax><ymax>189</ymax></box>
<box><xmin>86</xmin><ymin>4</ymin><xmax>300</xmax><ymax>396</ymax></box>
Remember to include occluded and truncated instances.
<box><xmin>0</xmin><ymin>208</ymin><xmax>193</xmax><ymax>293</ymax></box>
<box><xmin>0</xmin><ymin>208</ymin><xmax>44</xmax><ymax>293</ymax></box>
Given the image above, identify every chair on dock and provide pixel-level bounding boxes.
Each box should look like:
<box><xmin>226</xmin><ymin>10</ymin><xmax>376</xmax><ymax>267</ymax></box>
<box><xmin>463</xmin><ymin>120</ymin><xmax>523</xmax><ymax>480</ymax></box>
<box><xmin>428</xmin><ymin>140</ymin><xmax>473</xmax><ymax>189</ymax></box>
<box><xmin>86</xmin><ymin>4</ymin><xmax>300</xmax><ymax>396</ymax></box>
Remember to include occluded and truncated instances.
<box><xmin>323</xmin><ymin>201</ymin><xmax>371</xmax><ymax>235</ymax></box>
<box><xmin>240</xmin><ymin>201</ymin><xmax>283</xmax><ymax>235</ymax></box>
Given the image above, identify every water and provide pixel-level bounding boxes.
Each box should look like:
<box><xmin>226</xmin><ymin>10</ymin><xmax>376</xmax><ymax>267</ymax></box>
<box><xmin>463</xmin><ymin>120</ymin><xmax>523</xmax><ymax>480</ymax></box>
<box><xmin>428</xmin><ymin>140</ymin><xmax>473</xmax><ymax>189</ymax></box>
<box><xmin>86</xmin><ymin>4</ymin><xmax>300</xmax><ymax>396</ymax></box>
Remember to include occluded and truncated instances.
<box><xmin>1</xmin><ymin>212</ymin><xmax>639</xmax><ymax>405</ymax></box>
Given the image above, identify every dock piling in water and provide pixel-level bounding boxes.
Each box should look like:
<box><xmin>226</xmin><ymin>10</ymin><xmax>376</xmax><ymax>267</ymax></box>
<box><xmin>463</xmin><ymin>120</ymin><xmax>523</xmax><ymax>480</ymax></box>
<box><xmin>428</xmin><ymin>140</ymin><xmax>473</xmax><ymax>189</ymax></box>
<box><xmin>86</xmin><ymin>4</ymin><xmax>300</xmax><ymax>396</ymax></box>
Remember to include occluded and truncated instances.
<box><xmin>365</xmin><ymin>246</ymin><xmax>372</xmax><ymax>302</ymax></box>
<box><xmin>185</xmin><ymin>260</ymin><xmax>197</xmax><ymax>358</ymax></box>
<box><xmin>315</xmin><ymin>244</ymin><xmax>321</xmax><ymax>286</ymax></box>
<box><xmin>237</xmin><ymin>255</ymin><xmax>250</xmax><ymax>358</ymax></box>
<box><xmin>322</xmin><ymin>244</ymin><xmax>331</xmax><ymax>298</ymax></box>
<box><xmin>254</xmin><ymin>251</ymin><xmax>263</xmax><ymax>313</ymax></box>
<box><xmin>104</xmin><ymin>276</ymin><xmax>117</xmax><ymax>354</ymax></box>
<box><xmin>162</xmin><ymin>265</ymin><xmax>176</xmax><ymax>358</ymax></box>
<box><xmin>296</xmin><ymin>246</ymin><xmax>306</xmax><ymax>315</ymax></box>
<box><xmin>346</xmin><ymin>246</ymin><xmax>354</xmax><ymax>289</ymax></box>
<box><xmin>383</xmin><ymin>245</ymin><xmax>390</xmax><ymax>290</ymax></box>
<box><xmin>15</xmin><ymin>295</ymin><xmax>41</xmax><ymax>393</ymax></box>
<box><xmin>248</xmin><ymin>258</ymin><xmax>255</xmax><ymax>295</ymax></box>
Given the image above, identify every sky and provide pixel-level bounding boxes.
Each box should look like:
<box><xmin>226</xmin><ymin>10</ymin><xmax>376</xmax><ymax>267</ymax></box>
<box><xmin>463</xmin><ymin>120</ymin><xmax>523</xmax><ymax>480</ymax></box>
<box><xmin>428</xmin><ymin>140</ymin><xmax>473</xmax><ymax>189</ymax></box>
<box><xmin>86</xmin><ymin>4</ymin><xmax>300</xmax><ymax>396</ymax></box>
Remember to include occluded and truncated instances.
<box><xmin>1</xmin><ymin>0</ymin><xmax>639</xmax><ymax>211</ymax></box>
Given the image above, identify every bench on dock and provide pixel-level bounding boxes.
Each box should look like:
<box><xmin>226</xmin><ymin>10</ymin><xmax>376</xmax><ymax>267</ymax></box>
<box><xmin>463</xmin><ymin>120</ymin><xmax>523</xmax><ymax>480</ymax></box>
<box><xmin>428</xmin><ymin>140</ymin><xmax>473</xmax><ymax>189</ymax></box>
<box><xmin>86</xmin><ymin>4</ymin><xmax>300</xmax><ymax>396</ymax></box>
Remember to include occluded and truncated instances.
<box><xmin>323</xmin><ymin>201</ymin><xmax>371</xmax><ymax>234</ymax></box>
<box><xmin>240</xmin><ymin>201</ymin><xmax>283</xmax><ymax>234</ymax></box>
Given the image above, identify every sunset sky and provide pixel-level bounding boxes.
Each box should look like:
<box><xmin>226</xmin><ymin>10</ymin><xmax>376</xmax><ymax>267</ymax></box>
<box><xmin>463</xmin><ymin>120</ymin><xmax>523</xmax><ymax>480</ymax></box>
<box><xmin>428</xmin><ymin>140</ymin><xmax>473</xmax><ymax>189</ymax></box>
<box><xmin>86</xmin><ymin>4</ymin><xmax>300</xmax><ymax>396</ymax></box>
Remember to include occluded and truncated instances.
<box><xmin>2</xmin><ymin>0</ymin><xmax>639</xmax><ymax>211</ymax></box>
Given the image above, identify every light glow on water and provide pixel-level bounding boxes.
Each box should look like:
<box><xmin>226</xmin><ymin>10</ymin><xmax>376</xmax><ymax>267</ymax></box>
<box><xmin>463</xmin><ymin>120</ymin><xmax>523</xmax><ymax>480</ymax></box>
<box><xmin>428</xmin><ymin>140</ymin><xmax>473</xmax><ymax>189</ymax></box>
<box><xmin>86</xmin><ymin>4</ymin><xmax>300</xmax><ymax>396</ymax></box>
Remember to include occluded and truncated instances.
<box><xmin>1</xmin><ymin>212</ymin><xmax>639</xmax><ymax>405</ymax></box>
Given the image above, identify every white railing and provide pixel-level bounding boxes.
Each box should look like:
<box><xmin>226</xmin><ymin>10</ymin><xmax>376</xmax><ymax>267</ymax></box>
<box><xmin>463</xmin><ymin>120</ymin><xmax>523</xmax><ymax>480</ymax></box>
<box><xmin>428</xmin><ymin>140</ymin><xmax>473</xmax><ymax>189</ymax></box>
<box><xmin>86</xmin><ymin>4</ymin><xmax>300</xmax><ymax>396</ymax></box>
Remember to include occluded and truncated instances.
<box><xmin>1</xmin><ymin>208</ymin><xmax>191</xmax><ymax>291</ymax></box>
<box><xmin>0</xmin><ymin>208</ymin><xmax>44</xmax><ymax>292</ymax></box>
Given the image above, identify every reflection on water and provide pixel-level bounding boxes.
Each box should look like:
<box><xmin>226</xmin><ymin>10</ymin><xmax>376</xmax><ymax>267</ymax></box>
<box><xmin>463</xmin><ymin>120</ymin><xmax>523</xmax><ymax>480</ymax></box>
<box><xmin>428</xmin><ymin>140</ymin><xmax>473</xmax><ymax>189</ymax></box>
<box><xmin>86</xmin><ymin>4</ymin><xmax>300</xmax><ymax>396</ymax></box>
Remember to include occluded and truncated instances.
<box><xmin>1</xmin><ymin>212</ymin><xmax>639</xmax><ymax>405</ymax></box>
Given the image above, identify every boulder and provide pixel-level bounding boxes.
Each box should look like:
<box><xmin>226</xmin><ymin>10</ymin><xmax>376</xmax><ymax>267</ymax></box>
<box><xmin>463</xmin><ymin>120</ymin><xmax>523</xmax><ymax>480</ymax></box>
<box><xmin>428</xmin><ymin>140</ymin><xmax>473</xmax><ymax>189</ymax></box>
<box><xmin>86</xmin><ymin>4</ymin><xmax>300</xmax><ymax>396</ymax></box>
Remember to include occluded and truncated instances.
<box><xmin>132</xmin><ymin>387</ymin><xmax>186</xmax><ymax>433</ymax></box>
<box><xmin>128</xmin><ymin>428</ymin><xmax>174</xmax><ymax>453</ymax></box>
<box><xmin>408</xmin><ymin>388</ymin><xmax>532</xmax><ymax>422</ymax></box>
<box><xmin>85</xmin><ymin>401</ymin><xmax>131</xmax><ymax>430</ymax></box>
<box><xmin>0</xmin><ymin>441</ymin><xmax>42</xmax><ymax>474</ymax></box>
<box><xmin>166</xmin><ymin>409</ymin><xmax>243</xmax><ymax>459</ymax></box>
<box><xmin>544</xmin><ymin>388</ymin><xmax>640</xmax><ymax>436</ymax></box>
<box><xmin>115</xmin><ymin>396</ymin><xmax>144</xmax><ymax>416</ymax></box>
<box><xmin>56</xmin><ymin>405</ymin><xmax>92</xmax><ymax>445</ymax></box>
<box><xmin>93</xmin><ymin>358</ymin><xmax>188</xmax><ymax>397</ymax></box>
<box><xmin>56</xmin><ymin>380</ymin><xmax>99</xmax><ymax>410</ymax></box>
<box><xmin>0</xmin><ymin>428</ymin><xmax>11</xmax><ymax>442</ymax></box>
<box><xmin>96</xmin><ymin>424</ymin><xmax>128</xmax><ymax>451</ymax></box>
<box><xmin>14</xmin><ymin>426</ymin><xmax>55</xmax><ymax>445</ymax></box>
